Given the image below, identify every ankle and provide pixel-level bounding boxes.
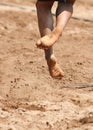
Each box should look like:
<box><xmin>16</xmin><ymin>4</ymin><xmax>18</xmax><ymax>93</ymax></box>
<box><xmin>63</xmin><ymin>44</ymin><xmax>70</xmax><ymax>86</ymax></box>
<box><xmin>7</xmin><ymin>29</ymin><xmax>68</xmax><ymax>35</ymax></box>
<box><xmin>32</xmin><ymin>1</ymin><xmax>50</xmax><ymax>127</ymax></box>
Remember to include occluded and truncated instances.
<box><xmin>53</xmin><ymin>27</ymin><xmax>62</xmax><ymax>37</ymax></box>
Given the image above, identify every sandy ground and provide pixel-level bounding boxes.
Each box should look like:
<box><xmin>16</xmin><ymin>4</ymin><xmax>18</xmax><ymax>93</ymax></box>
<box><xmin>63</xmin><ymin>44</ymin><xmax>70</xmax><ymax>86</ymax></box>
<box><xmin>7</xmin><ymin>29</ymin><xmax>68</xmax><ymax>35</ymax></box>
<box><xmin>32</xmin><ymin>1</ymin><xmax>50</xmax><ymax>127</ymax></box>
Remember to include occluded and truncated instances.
<box><xmin>0</xmin><ymin>0</ymin><xmax>93</xmax><ymax>130</ymax></box>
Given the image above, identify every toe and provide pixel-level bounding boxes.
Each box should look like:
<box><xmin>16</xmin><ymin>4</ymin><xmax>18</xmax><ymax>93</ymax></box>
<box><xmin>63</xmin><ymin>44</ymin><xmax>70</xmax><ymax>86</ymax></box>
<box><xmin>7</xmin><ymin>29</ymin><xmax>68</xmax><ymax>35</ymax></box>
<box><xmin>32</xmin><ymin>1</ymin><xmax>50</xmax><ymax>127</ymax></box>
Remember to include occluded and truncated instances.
<box><xmin>36</xmin><ymin>39</ymin><xmax>41</xmax><ymax>47</ymax></box>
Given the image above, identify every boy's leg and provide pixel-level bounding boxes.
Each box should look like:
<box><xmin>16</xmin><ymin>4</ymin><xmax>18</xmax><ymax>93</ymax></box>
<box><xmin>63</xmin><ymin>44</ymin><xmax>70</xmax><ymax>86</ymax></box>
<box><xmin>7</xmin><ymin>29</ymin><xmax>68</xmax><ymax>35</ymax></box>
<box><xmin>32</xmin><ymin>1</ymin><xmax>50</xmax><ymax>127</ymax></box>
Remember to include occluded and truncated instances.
<box><xmin>36</xmin><ymin>0</ymin><xmax>64</xmax><ymax>78</ymax></box>
<box><xmin>36</xmin><ymin>0</ymin><xmax>76</xmax><ymax>49</ymax></box>
<box><xmin>56</xmin><ymin>0</ymin><xmax>75</xmax><ymax>31</ymax></box>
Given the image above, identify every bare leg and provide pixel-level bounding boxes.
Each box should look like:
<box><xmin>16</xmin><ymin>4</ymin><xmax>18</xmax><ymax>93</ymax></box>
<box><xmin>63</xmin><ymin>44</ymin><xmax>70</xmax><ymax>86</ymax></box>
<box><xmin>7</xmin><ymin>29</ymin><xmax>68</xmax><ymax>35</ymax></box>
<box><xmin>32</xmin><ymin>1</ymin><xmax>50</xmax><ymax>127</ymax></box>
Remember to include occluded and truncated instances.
<box><xmin>36</xmin><ymin>0</ymin><xmax>75</xmax><ymax>49</ymax></box>
<box><xmin>36</xmin><ymin>1</ymin><xmax>64</xmax><ymax>78</ymax></box>
<box><xmin>56</xmin><ymin>0</ymin><xmax>75</xmax><ymax>31</ymax></box>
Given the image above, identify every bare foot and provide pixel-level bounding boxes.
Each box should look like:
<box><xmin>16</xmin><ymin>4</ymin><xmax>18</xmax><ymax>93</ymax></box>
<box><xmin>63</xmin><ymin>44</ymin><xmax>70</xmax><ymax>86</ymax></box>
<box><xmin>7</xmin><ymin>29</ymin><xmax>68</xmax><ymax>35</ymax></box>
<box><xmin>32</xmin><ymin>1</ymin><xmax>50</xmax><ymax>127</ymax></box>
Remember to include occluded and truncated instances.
<box><xmin>36</xmin><ymin>28</ymin><xmax>62</xmax><ymax>49</ymax></box>
<box><xmin>46</xmin><ymin>55</ymin><xmax>64</xmax><ymax>79</ymax></box>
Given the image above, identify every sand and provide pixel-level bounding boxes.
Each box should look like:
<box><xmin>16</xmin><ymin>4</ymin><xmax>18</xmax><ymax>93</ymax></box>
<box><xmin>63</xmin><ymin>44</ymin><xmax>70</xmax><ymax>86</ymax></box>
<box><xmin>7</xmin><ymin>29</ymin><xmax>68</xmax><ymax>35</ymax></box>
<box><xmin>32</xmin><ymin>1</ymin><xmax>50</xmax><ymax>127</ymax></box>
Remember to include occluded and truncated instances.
<box><xmin>0</xmin><ymin>0</ymin><xmax>93</xmax><ymax>130</ymax></box>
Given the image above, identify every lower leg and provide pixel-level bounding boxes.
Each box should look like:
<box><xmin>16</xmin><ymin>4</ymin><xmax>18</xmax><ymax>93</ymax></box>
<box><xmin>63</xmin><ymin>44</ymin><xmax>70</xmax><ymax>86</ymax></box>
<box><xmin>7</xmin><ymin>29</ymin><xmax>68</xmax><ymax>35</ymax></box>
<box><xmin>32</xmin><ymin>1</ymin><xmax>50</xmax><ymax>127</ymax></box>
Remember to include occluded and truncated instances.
<box><xmin>53</xmin><ymin>0</ymin><xmax>76</xmax><ymax>36</ymax></box>
<box><xmin>55</xmin><ymin>1</ymin><xmax>74</xmax><ymax>32</ymax></box>
<box><xmin>36</xmin><ymin>1</ymin><xmax>54</xmax><ymax>57</ymax></box>
<box><xmin>36</xmin><ymin>1</ymin><xmax>64</xmax><ymax>78</ymax></box>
